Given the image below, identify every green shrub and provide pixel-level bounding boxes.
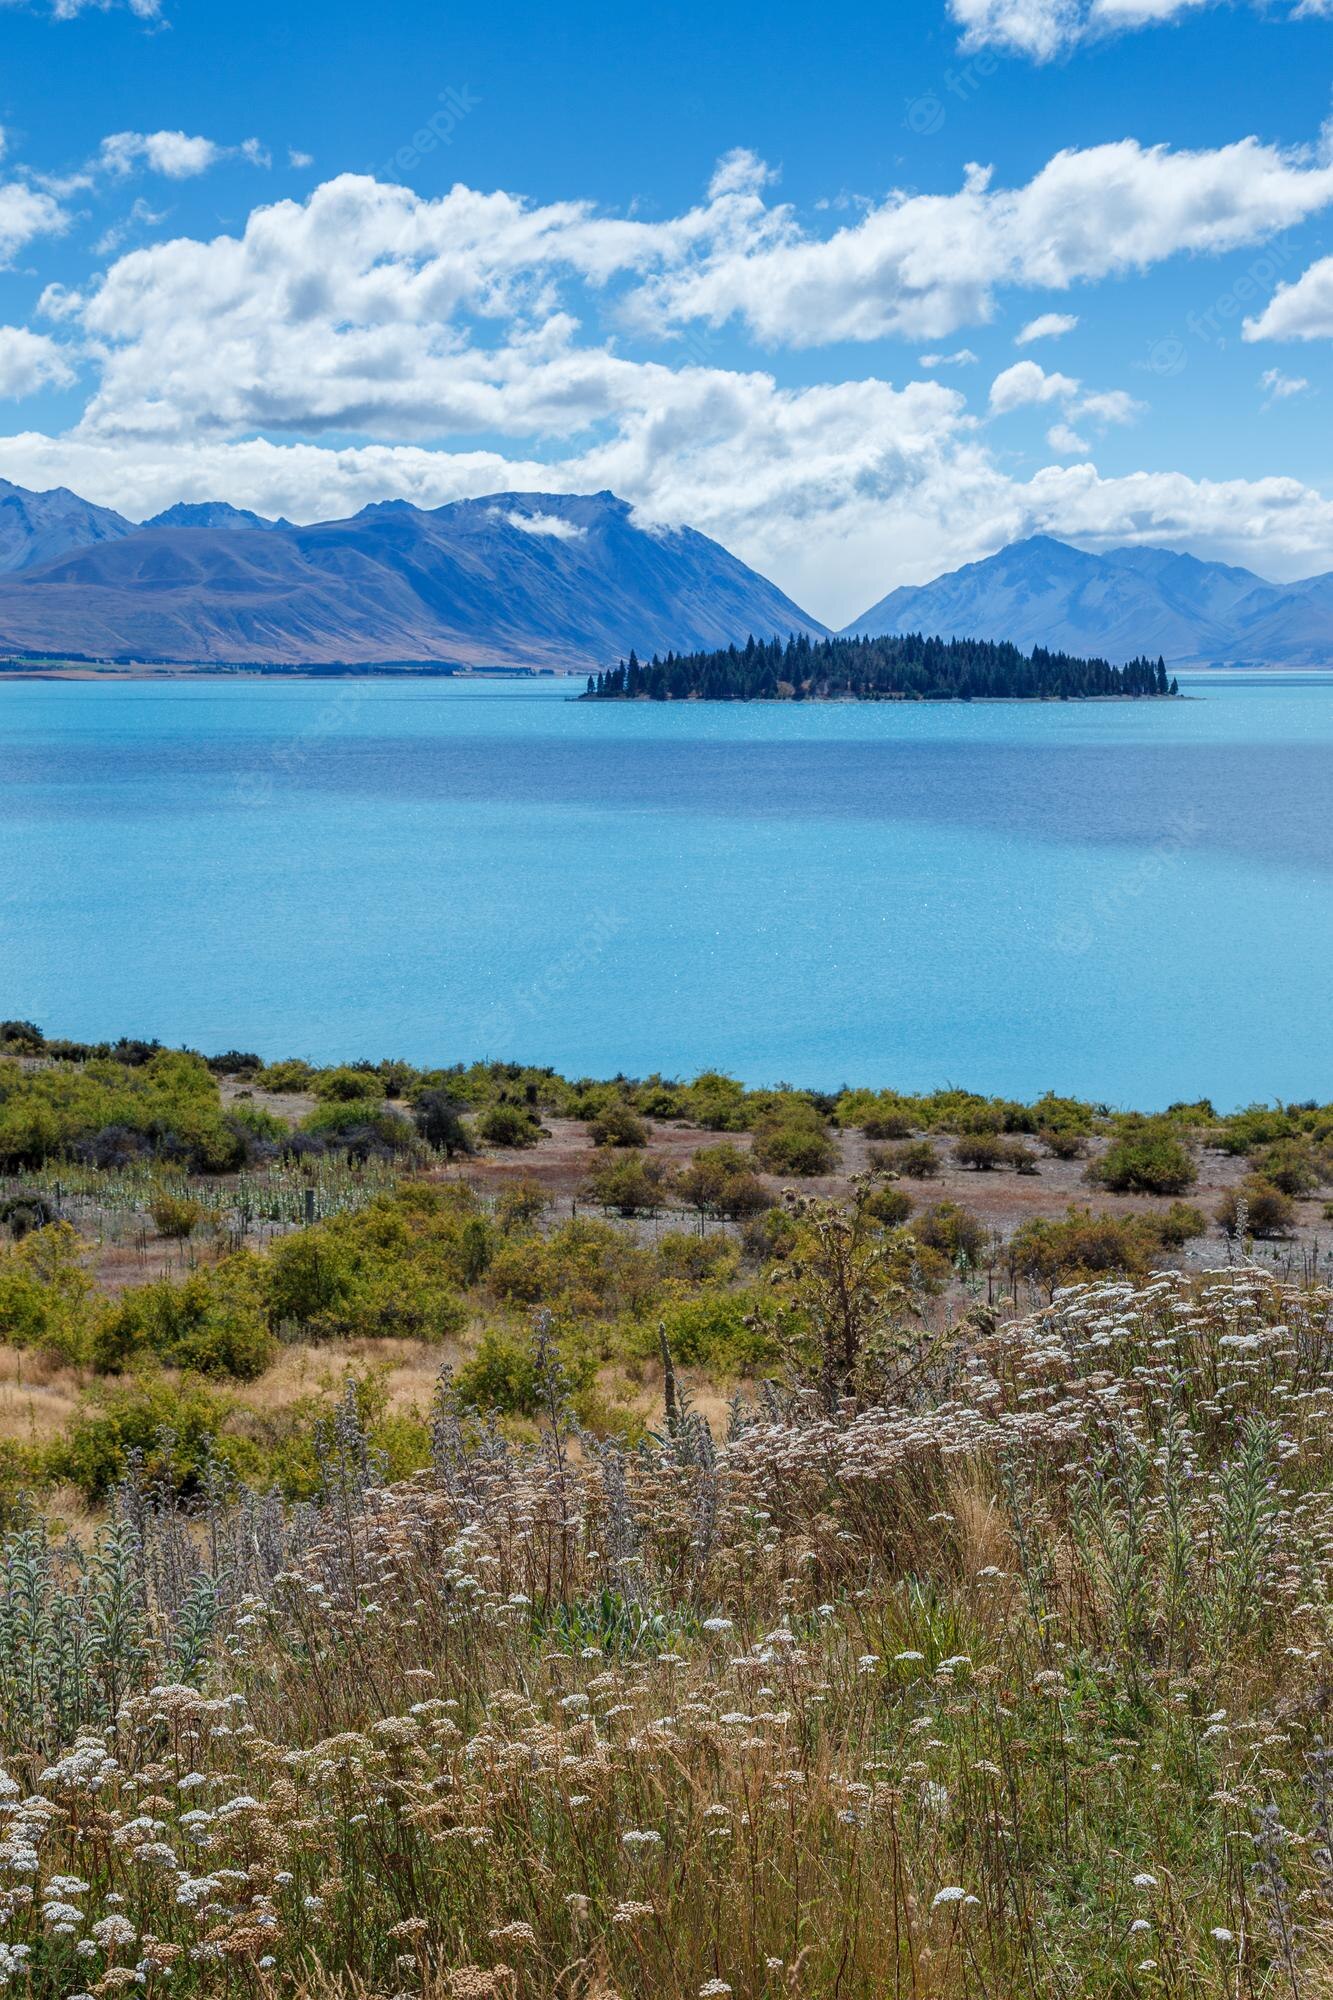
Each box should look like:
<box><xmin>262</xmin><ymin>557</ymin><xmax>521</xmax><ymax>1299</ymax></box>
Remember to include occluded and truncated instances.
<box><xmin>453</xmin><ymin>1329</ymin><xmax>594</xmax><ymax>1417</ymax></box>
<box><xmin>1210</xmin><ymin>1105</ymin><xmax>1296</xmax><ymax>1156</ymax></box>
<box><xmin>312</xmin><ymin>1066</ymin><xmax>384</xmax><ymax>1104</ymax></box>
<box><xmin>954</xmin><ymin>1133</ymin><xmax>1006</xmax><ymax>1170</ymax></box>
<box><xmin>683</xmin><ymin>1071</ymin><xmax>749</xmax><ymax>1132</ymax></box>
<box><xmin>254</xmin><ymin>1058</ymin><xmax>316</xmax><ymax>1093</ymax></box>
<box><xmin>1252</xmin><ymin>1140</ymin><xmax>1324</xmax><ymax>1197</ymax></box>
<box><xmin>655</xmin><ymin>1232</ymin><xmax>740</xmax><ymax>1282</ymax></box>
<box><xmin>1157</xmin><ymin>1200</ymin><xmax>1207</xmax><ymax>1247</ymax></box>
<box><xmin>912</xmin><ymin>1201</ymin><xmax>986</xmax><ymax>1266</ymax></box>
<box><xmin>488</xmin><ymin>1219</ymin><xmax>657</xmax><ymax>1320</ymax></box>
<box><xmin>48</xmin><ymin>1374</ymin><xmax>252</xmax><ymax>1503</ymax></box>
<box><xmin>584</xmin><ymin>1149</ymin><xmax>671</xmax><ymax>1217</ymax></box>
<box><xmin>863</xmin><ymin>1184</ymin><xmax>914</xmax><ymax>1226</ymax></box>
<box><xmin>413</xmin><ymin>1089</ymin><xmax>474</xmax><ymax>1158</ymax></box>
<box><xmin>657</xmin><ymin>1288</ymin><xmax>775</xmax><ymax>1372</ymax></box>
<box><xmin>0</xmin><ymin>1223</ymin><xmax>93</xmax><ymax>1364</ymax></box>
<box><xmin>91</xmin><ymin>1260</ymin><xmax>275</xmax><ymax>1379</ymax></box>
<box><xmin>677</xmin><ymin>1143</ymin><xmax>772</xmax><ymax>1220</ymax></box>
<box><xmin>1089</xmin><ymin>1128</ymin><xmax>1197</xmax><ymax>1195</ymax></box>
<box><xmin>871</xmin><ymin>1140</ymin><xmax>940</xmax><ymax>1180</ymax></box>
<box><xmin>1217</xmin><ymin>1177</ymin><xmax>1296</xmax><ymax>1240</ymax></box>
<box><xmin>752</xmin><ymin>1114</ymin><xmax>836</xmax><ymax>1177</ymax></box>
<box><xmin>1040</xmin><ymin>1128</ymin><xmax>1088</xmax><ymax>1160</ymax></box>
<box><xmin>587</xmin><ymin>1101</ymin><xmax>649</xmax><ymax>1148</ymax></box>
<box><xmin>477</xmin><ymin>1103</ymin><xmax>542</xmax><ymax>1148</ymax></box>
<box><xmin>494</xmin><ymin>1179</ymin><xmax>551</xmax><ymax>1230</ymax></box>
<box><xmin>149</xmin><ymin>1190</ymin><xmax>206</xmax><ymax>1240</ymax></box>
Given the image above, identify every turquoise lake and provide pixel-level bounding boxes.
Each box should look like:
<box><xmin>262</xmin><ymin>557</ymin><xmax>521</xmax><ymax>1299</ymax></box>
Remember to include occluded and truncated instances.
<box><xmin>1</xmin><ymin>673</ymin><xmax>1329</xmax><ymax>1108</ymax></box>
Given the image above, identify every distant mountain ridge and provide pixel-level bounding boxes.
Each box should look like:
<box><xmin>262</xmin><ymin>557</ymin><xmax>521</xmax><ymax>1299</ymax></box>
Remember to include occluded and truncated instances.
<box><xmin>0</xmin><ymin>478</ymin><xmax>137</xmax><ymax>574</ymax></box>
<box><xmin>5</xmin><ymin>475</ymin><xmax>1332</xmax><ymax>670</ymax></box>
<box><xmin>0</xmin><ymin>486</ymin><xmax>825</xmax><ymax>670</ymax></box>
<box><xmin>844</xmin><ymin>534</ymin><xmax>1333</xmax><ymax>668</ymax></box>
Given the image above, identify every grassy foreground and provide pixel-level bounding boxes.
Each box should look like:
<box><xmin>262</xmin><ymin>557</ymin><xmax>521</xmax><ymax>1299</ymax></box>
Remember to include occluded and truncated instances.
<box><xmin>2</xmin><ymin>1259</ymin><xmax>1333</xmax><ymax>1999</ymax></box>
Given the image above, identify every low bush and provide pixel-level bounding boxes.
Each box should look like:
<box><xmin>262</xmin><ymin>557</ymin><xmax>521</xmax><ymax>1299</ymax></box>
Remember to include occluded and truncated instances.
<box><xmin>752</xmin><ymin>1112</ymin><xmax>837</xmax><ymax>1177</ymax></box>
<box><xmin>149</xmin><ymin>1189</ymin><xmax>206</xmax><ymax>1240</ymax></box>
<box><xmin>1252</xmin><ymin>1139</ymin><xmax>1325</xmax><ymax>1197</ymax></box>
<box><xmin>656</xmin><ymin>1286</ymin><xmax>776</xmax><ymax>1372</ymax></box>
<box><xmin>870</xmin><ymin>1139</ymin><xmax>940</xmax><ymax>1179</ymax></box>
<box><xmin>0</xmin><ymin>1222</ymin><xmax>93</xmax><ymax>1364</ymax></box>
<box><xmin>862</xmin><ymin>1183</ymin><xmax>914</xmax><ymax>1226</ymax></box>
<box><xmin>1218</xmin><ymin>1176</ymin><xmax>1296</xmax><ymax>1240</ymax></box>
<box><xmin>1088</xmin><ymin>1126</ymin><xmax>1197</xmax><ymax>1195</ymax></box>
<box><xmin>46</xmin><ymin>1373</ymin><xmax>255</xmax><ymax>1503</ymax></box>
<box><xmin>91</xmin><ymin>1259</ymin><xmax>275</xmax><ymax>1380</ymax></box>
<box><xmin>677</xmin><ymin>1143</ymin><xmax>772</xmax><ymax>1220</ymax></box>
<box><xmin>477</xmin><ymin>1102</ymin><xmax>543</xmax><ymax>1148</ymax></box>
<box><xmin>586</xmin><ymin>1101</ymin><xmax>649</xmax><ymax>1148</ymax></box>
<box><xmin>912</xmin><ymin>1200</ymin><xmax>987</xmax><ymax>1266</ymax></box>
<box><xmin>584</xmin><ymin>1149</ymin><xmax>671</xmax><ymax>1217</ymax></box>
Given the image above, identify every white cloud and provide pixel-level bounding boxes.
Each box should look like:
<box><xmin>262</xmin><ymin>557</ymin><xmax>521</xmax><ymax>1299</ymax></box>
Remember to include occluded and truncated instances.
<box><xmin>0</xmin><ymin>0</ymin><xmax>161</xmax><ymax>13</ymax></box>
<box><xmin>1243</xmin><ymin>255</ymin><xmax>1333</xmax><ymax>341</ymax></box>
<box><xmin>58</xmin><ymin>143</ymin><xmax>1333</xmax><ymax>458</ymax></box>
<box><xmin>1260</xmin><ymin>366</ymin><xmax>1311</xmax><ymax>404</ymax></box>
<box><xmin>1076</xmin><ymin>388</ymin><xmax>1142</xmax><ymax>424</ymax></box>
<box><xmin>93</xmin><ymin>196</ymin><xmax>166</xmax><ymax>257</ymax></box>
<box><xmin>990</xmin><ymin>360</ymin><xmax>1079</xmax><ymax>411</ymax></box>
<box><xmin>633</xmin><ymin>137</ymin><xmax>1333</xmax><ymax>347</ymax></box>
<box><xmin>0</xmin><ymin>155</ymin><xmax>1330</xmax><ymax>619</ymax></box>
<box><xmin>1046</xmin><ymin>422</ymin><xmax>1090</xmax><ymax>454</ymax></box>
<box><xmin>0</xmin><ymin>327</ymin><xmax>74</xmax><ymax>397</ymax></box>
<box><xmin>98</xmin><ymin>131</ymin><xmax>265</xmax><ymax>180</ymax></box>
<box><xmin>0</xmin><ymin>180</ymin><xmax>67</xmax><ymax>264</ymax></box>
<box><xmin>951</xmin><ymin>0</ymin><xmax>1321</xmax><ymax>57</ymax></box>
<box><xmin>991</xmin><ymin>361</ymin><xmax>1142</xmax><ymax>433</ymax></box>
<box><xmin>1015</xmin><ymin>311</ymin><xmax>1078</xmax><ymax>344</ymax></box>
<box><xmin>919</xmin><ymin>348</ymin><xmax>979</xmax><ymax>367</ymax></box>
<box><xmin>288</xmin><ymin>149</ymin><xmax>314</xmax><ymax>170</ymax></box>
<box><xmin>500</xmin><ymin>508</ymin><xmax>586</xmax><ymax>539</ymax></box>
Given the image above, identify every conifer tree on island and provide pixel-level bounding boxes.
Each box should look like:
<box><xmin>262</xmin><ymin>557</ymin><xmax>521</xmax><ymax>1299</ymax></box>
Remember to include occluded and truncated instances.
<box><xmin>581</xmin><ymin>633</ymin><xmax>1182</xmax><ymax>702</ymax></box>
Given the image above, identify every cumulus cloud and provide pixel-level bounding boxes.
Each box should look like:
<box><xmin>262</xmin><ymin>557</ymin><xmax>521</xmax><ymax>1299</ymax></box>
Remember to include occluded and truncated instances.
<box><xmin>990</xmin><ymin>360</ymin><xmax>1079</xmax><ymax>411</ymax></box>
<box><xmin>1046</xmin><ymin>422</ymin><xmax>1090</xmax><ymax>454</ymax></box>
<box><xmin>1016</xmin><ymin>311</ymin><xmax>1078</xmax><ymax>344</ymax></box>
<box><xmin>632</xmin><ymin>137</ymin><xmax>1333</xmax><ymax>346</ymax></box>
<box><xmin>0</xmin><ymin>327</ymin><xmax>75</xmax><ymax>397</ymax></box>
<box><xmin>951</xmin><ymin>0</ymin><xmax>1319</xmax><ymax>57</ymax></box>
<box><xmin>919</xmin><ymin>348</ymin><xmax>979</xmax><ymax>367</ymax></box>
<box><xmin>99</xmin><ymin>130</ymin><xmax>265</xmax><ymax>180</ymax></box>
<box><xmin>0</xmin><ymin>180</ymin><xmax>67</xmax><ymax>264</ymax></box>
<box><xmin>0</xmin><ymin>155</ymin><xmax>1329</xmax><ymax>618</ymax></box>
<box><xmin>1243</xmin><ymin>255</ymin><xmax>1333</xmax><ymax>341</ymax></box>
<box><xmin>55</xmin><ymin>141</ymin><xmax>1333</xmax><ymax>456</ymax></box>
<box><xmin>989</xmin><ymin>362</ymin><xmax>1141</xmax><ymax>425</ymax></box>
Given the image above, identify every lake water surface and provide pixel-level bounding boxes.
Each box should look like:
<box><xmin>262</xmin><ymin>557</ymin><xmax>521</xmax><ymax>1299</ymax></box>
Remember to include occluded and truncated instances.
<box><xmin>1</xmin><ymin>673</ymin><xmax>1329</xmax><ymax>1108</ymax></box>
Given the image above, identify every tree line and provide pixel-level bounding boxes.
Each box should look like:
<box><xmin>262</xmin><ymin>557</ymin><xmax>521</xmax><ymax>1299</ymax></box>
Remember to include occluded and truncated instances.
<box><xmin>583</xmin><ymin>631</ymin><xmax>1180</xmax><ymax>702</ymax></box>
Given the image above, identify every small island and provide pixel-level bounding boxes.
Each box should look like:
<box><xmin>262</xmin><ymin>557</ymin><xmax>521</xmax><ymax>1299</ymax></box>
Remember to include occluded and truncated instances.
<box><xmin>583</xmin><ymin>630</ymin><xmax>1180</xmax><ymax>701</ymax></box>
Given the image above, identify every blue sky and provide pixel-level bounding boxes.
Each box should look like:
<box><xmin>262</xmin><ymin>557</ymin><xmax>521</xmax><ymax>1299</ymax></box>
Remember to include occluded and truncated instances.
<box><xmin>0</xmin><ymin>0</ymin><xmax>1331</xmax><ymax>621</ymax></box>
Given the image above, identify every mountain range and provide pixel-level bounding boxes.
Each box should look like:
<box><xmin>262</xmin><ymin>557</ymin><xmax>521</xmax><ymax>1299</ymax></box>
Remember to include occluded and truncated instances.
<box><xmin>0</xmin><ymin>483</ymin><xmax>823</xmax><ymax>670</ymax></box>
<box><xmin>0</xmin><ymin>475</ymin><xmax>1330</xmax><ymax>669</ymax></box>
<box><xmin>843</xmin><ymin>534</ymin><xmax>1333</xmax><ymax>668</ymax></box>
